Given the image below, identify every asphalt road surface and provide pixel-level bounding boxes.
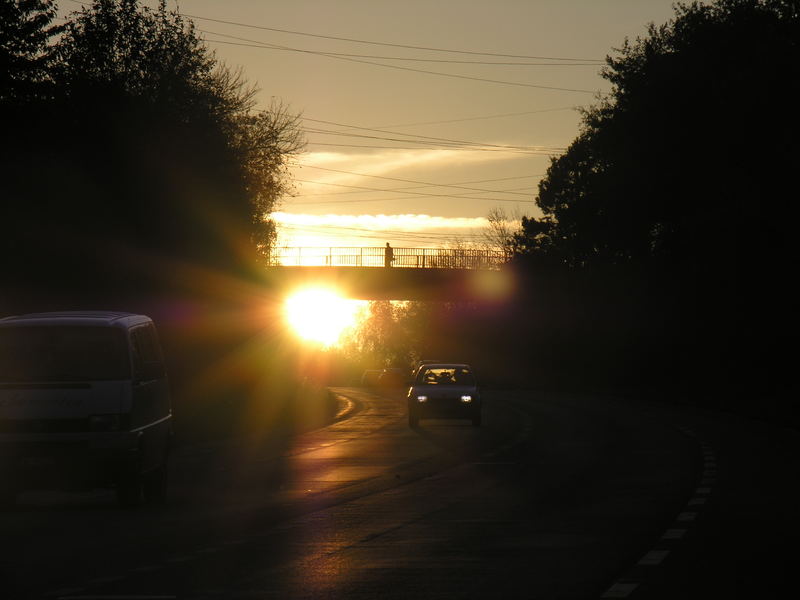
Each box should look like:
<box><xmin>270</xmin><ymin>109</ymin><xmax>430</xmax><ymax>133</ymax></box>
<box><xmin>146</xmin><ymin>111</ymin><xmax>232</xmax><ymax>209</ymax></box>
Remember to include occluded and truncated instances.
<box><xmin>1</xmin><ymin>388</ymin><xmax>797</xmax><ymax>599</ymax></box>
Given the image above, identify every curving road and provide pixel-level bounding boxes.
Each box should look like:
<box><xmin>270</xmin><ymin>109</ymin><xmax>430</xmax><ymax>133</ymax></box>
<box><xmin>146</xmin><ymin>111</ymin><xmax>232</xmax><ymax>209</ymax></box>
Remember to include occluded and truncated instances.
<box><xmin>1</xmin><ymin>388</ymin><xmax>796</xmax><ymax>599</ymax></box>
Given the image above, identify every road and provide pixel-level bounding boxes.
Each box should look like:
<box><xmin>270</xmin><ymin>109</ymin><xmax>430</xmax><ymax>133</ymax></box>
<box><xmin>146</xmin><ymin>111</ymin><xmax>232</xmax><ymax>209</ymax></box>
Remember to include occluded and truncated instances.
<box><xmin>1</xmin><ymin>387</ymin><xmax>796</xmax><ymax>599</ymax></box>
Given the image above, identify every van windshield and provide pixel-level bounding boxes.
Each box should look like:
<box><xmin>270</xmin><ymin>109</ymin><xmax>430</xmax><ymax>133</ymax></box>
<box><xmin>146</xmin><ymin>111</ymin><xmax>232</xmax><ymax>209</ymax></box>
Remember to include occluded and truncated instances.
<box><xmin>0</xmin><ymin>326</ymin><xmax>130</xmax><ymax>382</ymax></box>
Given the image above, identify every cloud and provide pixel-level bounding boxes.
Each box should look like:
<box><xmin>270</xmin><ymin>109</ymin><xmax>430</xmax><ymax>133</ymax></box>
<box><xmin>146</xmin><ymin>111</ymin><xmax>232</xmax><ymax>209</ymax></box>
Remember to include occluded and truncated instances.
<box><xmin>272</xmin><ymin>212</ymin><xmax>491</xmax><ymax>248</ymax></box>
<box><xmin>290</xmin><ymin>147</ymin><xmax>531</xmax><ymax>196</ymax></box>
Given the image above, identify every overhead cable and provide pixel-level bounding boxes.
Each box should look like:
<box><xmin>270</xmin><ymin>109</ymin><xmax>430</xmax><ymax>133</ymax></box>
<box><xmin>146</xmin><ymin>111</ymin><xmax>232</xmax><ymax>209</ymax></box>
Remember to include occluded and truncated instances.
<box><xmin>183</xmin><ymin>13</ymin><xmax>604</xmax><ymax>62</ymax></box>
<box><xmin>197</xmin><ymin>35</ymin><xmax>597</xmax><ymax>92</ymax></box>
<box><xmin>294</xmin><ymin>178</ymin><xmax>535</xmax><ymax>201</ymax></box>
<box><xmin>201</xmin><ymin>30</ymin><xmax>600</xmax><ymax>66</ymax></box>
<box><xmin>297</xmin><ymin>165</ymin><xmax>534</xmax><ymax>196</ymax></box>
<box><xmin>290</xmin><ymin>174</ymin><xmax>542</xmax><ymax>197</ymax></box>
<box><xmin>301</xmin><ymin>118</ymin><xmax>565</xmax><ymax>153</ymax></box>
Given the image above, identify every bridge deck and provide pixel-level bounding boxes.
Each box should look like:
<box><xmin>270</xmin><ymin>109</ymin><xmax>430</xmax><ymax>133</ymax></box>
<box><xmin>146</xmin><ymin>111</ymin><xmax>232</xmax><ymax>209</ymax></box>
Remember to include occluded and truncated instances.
<box><xmin>265</xmin><ymin>265</ymin><xmax>515</xmax><ymax>301</ymax></box>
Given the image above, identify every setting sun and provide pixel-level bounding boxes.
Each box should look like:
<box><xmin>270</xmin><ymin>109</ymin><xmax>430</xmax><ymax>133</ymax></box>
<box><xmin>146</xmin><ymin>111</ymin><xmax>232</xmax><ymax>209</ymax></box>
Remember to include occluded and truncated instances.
<box><xmin>283</xmin><ymin>287</ymin><xmax>364</xmax><ymax>347</ymax></box>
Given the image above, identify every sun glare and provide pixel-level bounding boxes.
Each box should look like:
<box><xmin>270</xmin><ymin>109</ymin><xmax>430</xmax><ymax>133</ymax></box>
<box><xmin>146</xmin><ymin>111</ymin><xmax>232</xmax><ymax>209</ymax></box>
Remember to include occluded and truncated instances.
<box><xmin>283</xmin><ymin>287</ymin><xmax>364</xmax><ymax>347</ymax></box>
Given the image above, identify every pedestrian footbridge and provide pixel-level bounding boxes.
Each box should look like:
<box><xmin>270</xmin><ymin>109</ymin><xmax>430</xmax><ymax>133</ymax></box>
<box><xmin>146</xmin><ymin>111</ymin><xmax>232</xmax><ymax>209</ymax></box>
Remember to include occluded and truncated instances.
<box><xmin>265</xmin><ymin>247</ymin><xmax>515</xmax><ymax>301</ymax></box>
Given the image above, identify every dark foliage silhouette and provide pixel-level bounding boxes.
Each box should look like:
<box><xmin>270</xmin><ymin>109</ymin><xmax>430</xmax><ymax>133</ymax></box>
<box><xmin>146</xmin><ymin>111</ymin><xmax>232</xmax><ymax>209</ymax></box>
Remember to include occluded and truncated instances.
<box><xmin>512</xmin><ymin>0</ymin><xmax>799</xmax><ymax>413</ymax></box>
<box><xmin>1</xmin><ymin>0</ymin><xmax>302</xmax><ymax>307</ymax></box>
<box><xmin>0</xmin><ymin>0</ymin><xmax>61</xmax><ymax>103</ymax></box>
<box><xmin>518</xmin><ymin>0</ymin><xmax>798</xmax><ymax>271</ymax></box>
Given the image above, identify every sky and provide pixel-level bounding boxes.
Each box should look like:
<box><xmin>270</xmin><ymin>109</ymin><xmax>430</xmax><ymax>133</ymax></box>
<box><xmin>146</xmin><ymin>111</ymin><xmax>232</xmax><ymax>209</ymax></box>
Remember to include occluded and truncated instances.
<box><xmin>60</xmin><ymin>0</ymin><xmax>684</xmax><ymax>249</ymax></box>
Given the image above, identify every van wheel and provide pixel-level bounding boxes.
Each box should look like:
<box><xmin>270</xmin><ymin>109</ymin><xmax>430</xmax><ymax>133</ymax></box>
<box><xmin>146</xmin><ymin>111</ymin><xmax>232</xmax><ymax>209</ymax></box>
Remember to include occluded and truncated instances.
<box><xmin>143</xmin><ymin>460</ymin><xmax>168</xmax><ymax>504</ymax></box>
<box><xmin>116</xmin><ymin>471</ymin><xmax>144</xmax><ymax>507</ymax></box>
<box><xmin>409</xmin><ymin>413</ymin><xmax>419</xmax><ymax>427</ymax></box>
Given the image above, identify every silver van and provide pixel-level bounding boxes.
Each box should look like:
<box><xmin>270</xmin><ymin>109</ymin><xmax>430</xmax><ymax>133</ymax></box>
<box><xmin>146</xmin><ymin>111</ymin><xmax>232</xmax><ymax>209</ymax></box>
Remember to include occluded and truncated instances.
<box><xmin>0</xmin><ymin>311</ymin><xmax>172</xmax><ymax>506</ymax></box>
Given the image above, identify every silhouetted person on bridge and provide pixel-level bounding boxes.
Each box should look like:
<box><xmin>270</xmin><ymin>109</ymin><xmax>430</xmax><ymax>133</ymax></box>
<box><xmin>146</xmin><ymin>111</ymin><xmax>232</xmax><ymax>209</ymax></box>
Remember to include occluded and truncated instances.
<box><xmin>385</xmin><ymin>243</ymin><xmax>395</xmax><ymax>267</ymax></box>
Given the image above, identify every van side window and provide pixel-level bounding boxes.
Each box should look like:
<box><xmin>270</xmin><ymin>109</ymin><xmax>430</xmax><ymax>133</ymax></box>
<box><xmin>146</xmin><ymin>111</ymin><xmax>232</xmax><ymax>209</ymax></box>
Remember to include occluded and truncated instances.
<box><xmin>131</xmin><ymin>325</ymin><xmax>165</xmax><ymax>380</ymax></box>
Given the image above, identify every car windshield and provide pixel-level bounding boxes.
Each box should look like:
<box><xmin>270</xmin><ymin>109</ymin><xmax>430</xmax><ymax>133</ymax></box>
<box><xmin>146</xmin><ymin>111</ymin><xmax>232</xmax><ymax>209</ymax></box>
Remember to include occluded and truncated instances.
<box><xmin>0</xmin><ymin>326</ymin><xmax>131</xmax><ymax>382</ymax></box>
<box><xmin>417</xmin><ymin>367</ymin><xmax>475</xmax><ymax>386</ymax></box>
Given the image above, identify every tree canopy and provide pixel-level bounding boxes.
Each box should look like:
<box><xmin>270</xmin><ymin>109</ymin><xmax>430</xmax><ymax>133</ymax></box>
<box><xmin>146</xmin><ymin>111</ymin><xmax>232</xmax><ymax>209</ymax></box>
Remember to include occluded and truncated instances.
<box><xmin>508</xmin><ymin>0</ymin><xmax>799</xmax><ymax>404</ymax></box>
<box><xmin>1</xmin><ymin>0</ymin><xmax>302</xmax><ymax>305</ymax></box>
<box><xmin>515</xmin><ymin>0</ymin><xmax>800</xmax><ymax>276</ymax></box>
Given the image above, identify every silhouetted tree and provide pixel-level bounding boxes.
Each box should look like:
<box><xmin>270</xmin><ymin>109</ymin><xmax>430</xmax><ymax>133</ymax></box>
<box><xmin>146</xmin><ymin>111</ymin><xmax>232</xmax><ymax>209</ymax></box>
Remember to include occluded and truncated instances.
<box><xmin>482</xmin><ymin>207</ymin><xmax>521</xmax><ymax>261</ymax></box>
<box><xmin>511</xmin><ymin>0</ymin><xmax>799</xmax><ymax>405</ymax></box>
<box><xmin>347</xmin><ymin>301</ymin><xmax>406</xmax><ymax>368</ymax></box>
<box><xmin>1</xmin><ymin>0</ymin><xmax>302</xmax><ymax>305</ymax></box>
<box><xmin>0</xmin><ymin>0</ymin><xmax>61</xmax><ymax>103</ymax></box>
<box><xmin>516</xmin><ymin>0</ymin><xmax>799</xmax><ymax>276</ymax></box>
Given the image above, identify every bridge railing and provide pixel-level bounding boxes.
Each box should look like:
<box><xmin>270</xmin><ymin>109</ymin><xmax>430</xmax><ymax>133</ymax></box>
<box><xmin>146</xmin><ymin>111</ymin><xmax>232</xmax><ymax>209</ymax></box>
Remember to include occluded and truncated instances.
<box><xmin>274</xmin><ymin>247</ymin><xmax>507</xmax><ymax>270</ymax></box>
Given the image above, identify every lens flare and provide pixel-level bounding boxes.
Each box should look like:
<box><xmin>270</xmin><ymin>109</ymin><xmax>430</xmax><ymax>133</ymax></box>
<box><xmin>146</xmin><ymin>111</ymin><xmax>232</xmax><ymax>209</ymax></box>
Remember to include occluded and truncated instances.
<box><xmin>283</xmin><ymin>287</ymin><xmax>363</xmax><ymax>347</ymax></box>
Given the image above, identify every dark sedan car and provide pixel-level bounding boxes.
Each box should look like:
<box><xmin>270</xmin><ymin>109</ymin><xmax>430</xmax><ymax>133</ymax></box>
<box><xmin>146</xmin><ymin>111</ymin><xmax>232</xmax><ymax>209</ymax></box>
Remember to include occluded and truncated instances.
<box><xmin>406</xmin><ymin>363</ymin><xmax>481</xmax><ymax>427</ymax></box>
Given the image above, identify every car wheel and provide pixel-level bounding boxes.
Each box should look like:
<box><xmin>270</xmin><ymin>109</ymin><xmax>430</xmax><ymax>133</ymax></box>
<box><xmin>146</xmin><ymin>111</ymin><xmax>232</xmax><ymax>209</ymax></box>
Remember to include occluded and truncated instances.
<box><xmin>409</xmin><ymin>412</ymin><xmax>419</xmax><ymax>427</ymax></box>
<box><xmin>471</xmin><ymin>413</ymin><xmax>482</xmax><ymax>427</ymax></box>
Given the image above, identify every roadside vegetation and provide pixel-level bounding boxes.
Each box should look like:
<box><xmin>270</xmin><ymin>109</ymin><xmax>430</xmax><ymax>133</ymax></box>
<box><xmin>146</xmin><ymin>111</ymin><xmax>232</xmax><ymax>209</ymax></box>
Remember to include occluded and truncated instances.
<box><xmin>504</xmin><ymin>0</ymin><xmax>798</xmax><ymax>416</ymax></box>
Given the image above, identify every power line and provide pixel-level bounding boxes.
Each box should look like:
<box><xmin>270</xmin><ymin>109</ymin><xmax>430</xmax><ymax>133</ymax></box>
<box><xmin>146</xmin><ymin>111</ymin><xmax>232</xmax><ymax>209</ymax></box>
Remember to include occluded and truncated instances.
<box><xmin>304</xmin><ymin>142</ymin><xmax>552</xmax><ymax>152</ymax></box>
<box><xmin>290</xmin><ymin>174</ymin><xmax>543</xmax><ymax>197</ymax></box>
<box><xmin>301</xmin><ymin>118</ymin><xmax>564</xmax><ymax>153</ymax></box>
<box><xmin>202</xmin><ymin>35</ymin><xmax>598</xmax><ymax>93</ymax></box>
<box><xmin>375</xmin><ymin>106</ymin><xmax>583</xmax><ymax>129</ymax></box>
<box><xmin>287</xmin><ymin>195</ymin><xmax>534</xmax><ymax>205</ymax></box>
<box><xmin>306</xmin><ymin>143</ymin><xmax>457</xmax><ymax>150</ymax></box>
<box><xmin>297</xmin><ymin>165</ymin><xmax>534</xmax><ymax>196</ymax></box>
<box><xmin>288</xmin><ymin>196</ymin><xmax>533</xmax><ymax>207</ymax></box>
<box><xmin>66</xmin><ymin>2</ymin><xmax>600</xmax><ymax>92</ymax></box>
<box><xmin>293</xmin><ymin>179</ymin><xmax>535</xmax><ymax>203</ymax></box>
<box><xmin>302</xmin><ymin>128</ymin><xmax>552</xmax><ymax>155</ymax></box>
<box><xmin>294</xmin><ymin>179</ymin><xmax>504</xmax><ymax>201</ymax></box>
<box><xmin>201</xmin><ymin>30</ymin><xmax>600</xmax><ymax>66</ymax></box>
<box><xmin>182</xmin><ymin>12</ymin><xmax>604</xmax><ymax>62</ymax></box>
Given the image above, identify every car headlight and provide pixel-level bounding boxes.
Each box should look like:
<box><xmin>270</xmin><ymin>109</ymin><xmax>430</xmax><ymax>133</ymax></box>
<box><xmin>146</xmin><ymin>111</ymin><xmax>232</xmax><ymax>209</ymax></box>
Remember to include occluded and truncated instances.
<box><xmin>460</xmin><ymin>395</ymin><xmax>472</xmax><ymax>403</ymax></box>
<box><xmin>416</xmin><ymin>395</ymin><xmax>428</xmax><ymax>403</ymax></box>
